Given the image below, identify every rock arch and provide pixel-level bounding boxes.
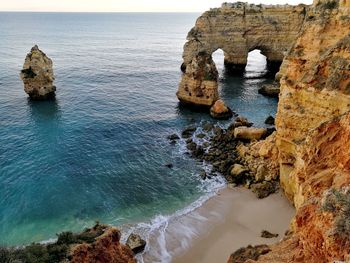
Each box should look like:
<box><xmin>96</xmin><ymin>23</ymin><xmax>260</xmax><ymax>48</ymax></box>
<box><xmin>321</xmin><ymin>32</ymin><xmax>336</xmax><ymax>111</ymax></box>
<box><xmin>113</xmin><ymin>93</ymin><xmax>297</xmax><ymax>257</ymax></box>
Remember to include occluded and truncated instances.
<box><xmin>177</xmin><ymin>2</ymin><xmax>308</xmax><ymax>107</ymax></box>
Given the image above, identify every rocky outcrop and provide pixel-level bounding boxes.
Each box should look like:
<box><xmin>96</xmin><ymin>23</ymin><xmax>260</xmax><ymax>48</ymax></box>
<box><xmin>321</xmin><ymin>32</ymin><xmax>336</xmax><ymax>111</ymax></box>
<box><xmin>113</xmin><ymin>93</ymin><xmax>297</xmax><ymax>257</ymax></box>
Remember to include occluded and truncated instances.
<box><xmin>126</xmin><ymin>233</ymin><xmax>146</xmax><ymax>254</ymax></box>
<box><xmin>70</xmin><ymin>226</ymin><xmax>136</xmax><ymax>263</ymax></box>
<box><xmin>177</xmin><ymin>3</ymin><xmax>307</xmax><ymax>106</ymax></box>
<box><xmin>0</xmin><ymin>223</ymin><xmax>137</xmax><ymax>263</ymax></box>
<box><xmin>20</xmin><ymin>45</ymin><xmax>56</xmax><ymax>100</ymax></box>
<box><xmin>258</xmin><ymin>83</ymin><xmax>280</xmax><ymax>98</ymax></box>
<box><xmin>236</xmin><ymin>0</ymin><xmax>350</xmax><ymax>261</ymax></box>
<box><xmin>275</xmin><ymin>0</ymin><xmax>350</xmax><ymax>205</ymax></box>
<box><xmin>210</xmin><ymin>99</ymin><xmax>233</xmax><ymax>119</ymax></box>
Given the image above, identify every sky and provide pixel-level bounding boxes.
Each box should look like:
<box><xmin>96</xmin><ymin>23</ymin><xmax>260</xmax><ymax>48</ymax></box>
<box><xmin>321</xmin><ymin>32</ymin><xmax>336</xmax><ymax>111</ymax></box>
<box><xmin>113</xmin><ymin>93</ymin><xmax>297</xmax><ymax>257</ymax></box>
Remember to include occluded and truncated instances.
<box><xmin>0</xmin><ymin>0</ymin><xmax>313</xmax><ymax>12</ymax></box>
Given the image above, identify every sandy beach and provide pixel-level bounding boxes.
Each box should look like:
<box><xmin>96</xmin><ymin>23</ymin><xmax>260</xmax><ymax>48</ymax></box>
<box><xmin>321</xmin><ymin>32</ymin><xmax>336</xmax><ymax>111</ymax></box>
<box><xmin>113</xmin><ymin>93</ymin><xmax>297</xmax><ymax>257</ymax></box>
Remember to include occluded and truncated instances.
<box><xmin>141</xmin><ymin>187</ymin><xmax>295</xmax><ymax>263</ymax></box>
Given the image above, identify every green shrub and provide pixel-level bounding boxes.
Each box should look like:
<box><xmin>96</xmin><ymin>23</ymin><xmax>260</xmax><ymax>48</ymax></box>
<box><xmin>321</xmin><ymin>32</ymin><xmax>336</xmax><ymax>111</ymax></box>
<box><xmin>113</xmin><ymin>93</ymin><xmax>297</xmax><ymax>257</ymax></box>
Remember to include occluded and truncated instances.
<box><xmin>322</xmin><ymin>189</ymin><xmax>350</xmax><ymax>242</ymax></box>
<box><xmin>318</xmin><ymin>0</ymin><xmax>338</xmax><ymax>9</ymax></box>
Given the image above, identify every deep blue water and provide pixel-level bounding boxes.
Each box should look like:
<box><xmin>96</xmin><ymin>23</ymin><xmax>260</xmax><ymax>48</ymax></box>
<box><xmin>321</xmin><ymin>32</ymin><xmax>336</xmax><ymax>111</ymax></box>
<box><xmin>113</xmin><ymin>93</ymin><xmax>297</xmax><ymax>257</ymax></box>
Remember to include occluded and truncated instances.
<box><xmin>0</xmin><ymin>12</ymin><xmax>277</xmax><ymax>246</ymax></box>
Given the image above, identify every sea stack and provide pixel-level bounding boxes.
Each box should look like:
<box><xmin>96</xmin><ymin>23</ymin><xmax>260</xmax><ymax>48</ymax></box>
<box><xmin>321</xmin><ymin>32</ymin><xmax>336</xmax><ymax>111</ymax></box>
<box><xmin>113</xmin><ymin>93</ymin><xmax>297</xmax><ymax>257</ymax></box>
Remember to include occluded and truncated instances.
<box><xmin>20</xmin><ymin>45</ymin><xmax>56</xmax><ymax>100</ymax></box>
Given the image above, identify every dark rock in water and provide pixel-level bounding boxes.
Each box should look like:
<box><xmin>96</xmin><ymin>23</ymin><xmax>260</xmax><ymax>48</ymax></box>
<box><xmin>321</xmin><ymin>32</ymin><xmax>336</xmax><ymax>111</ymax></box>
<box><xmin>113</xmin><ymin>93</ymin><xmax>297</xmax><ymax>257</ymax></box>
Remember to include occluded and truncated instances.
<box><xmin>200</xmin><ymin>170</ymin><xmax>207</xmax><ymax>180</ymax></box>
<box><xmin>186</xmin><ymin>142</ymin><xmax>197</xmax><ymax>151</ymax></box>
<box><xmin>164</xmin><ymin>163</ymin><xmax>173</xmax><ymax>169</ymax></box>
<box><xmin>210</xmin><ymin>100</ymin><xmax>233</xmax><ymax>120</ymax></box>
<box><xmin>228</xmin><ymin>117</ymin><xmax>254</xmax><ymax>130</ymax></box>
<box><xmin>251</xmin><ymin>181</ymin><xmax>278</xmax><ymax>199</ymax></box>
<box><xmin>202</xmin><ymin>122</ymin><xmax>214</xmax><ymax>131</ymax></box>
<box><xmin>258</xmin><ymin>84</ymin><xmax>280</xmax><ymax>98</ymax></box>
<box><xmin>167</xmin><ymin>134</ymin><xmax>180</xmax><ymax>140</ymax></box>
<box><xmin>261</xmin><ymin>230</ymin><xmax>279</xmax><ymax>238</ymax></box>
<box><xmin>213</xmin><ymin>126</ymin><xmax>223</xmax><ymax>135</ymax></box>
<box><xmin>192</xmin><ymin>146</ymin><xmax>205</xmax><ymax>158</ymax></box>
<box><xmin>265</xmin><ymin>116</ymin><xmax>275</xmax><ymax>125</ymax></box>
<box><xmin>126</xmin><ymin>233</ymin><xmax>146</xmax><ymax>254</ymax></box>
<box><xmin>203</xmin><ymin>142</ymin><xmax>210</xmax><ymax>148</ymax></box>
<box><xmin>196</xmin><ymin>133</ymin><xmax>206</xmax><ymax>139</ymax></box>
<box><xmin>228</xmin><ymin>244</ymin><xmax>271</xmax><ymax>263</ymax></box>
<box><xmin>182</xmin><ymin>126</ymin><xmax>196</xmax><ymax>138</ymax></box>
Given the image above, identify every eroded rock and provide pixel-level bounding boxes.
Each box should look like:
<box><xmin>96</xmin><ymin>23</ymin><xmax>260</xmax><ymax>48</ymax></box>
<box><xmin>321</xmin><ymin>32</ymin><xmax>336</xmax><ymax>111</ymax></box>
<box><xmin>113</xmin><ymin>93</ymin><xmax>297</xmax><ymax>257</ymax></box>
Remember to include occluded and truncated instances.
<box><xmin>126</xmin><ymin>233</ymin><xmax>146</xmax><ymax>254</ymax></box>
<box><xmin>20</xmin><ymin>45</ymin><xmax>56</xmax><ymax>100</ymax></box>
<box><xmin>210</xmin><ymin>99</ymin><xmax>233</xmax><ymax>120</ymax></box>
<box><xmin>258</xmin><ymin>84</ymin><xmax>280</xmax><ymax>98</ymax></box>
<box><xmin>234</xmin><ymin>127</ymin><xmax>267</xmax><ymax>141</ymax></box>
<box><xmin>228</xmin><ymin>245</ymin><xmax>271</xmax><ymax>263</ymax></box>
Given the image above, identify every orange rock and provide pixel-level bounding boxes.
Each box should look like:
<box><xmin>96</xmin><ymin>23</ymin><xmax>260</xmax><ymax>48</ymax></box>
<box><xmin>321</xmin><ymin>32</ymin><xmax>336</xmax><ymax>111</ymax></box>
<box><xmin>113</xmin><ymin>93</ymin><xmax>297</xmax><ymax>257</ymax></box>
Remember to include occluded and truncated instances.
<box><xmin>70</xmin><ymin>227</ymin><xmax>136</xmax><ymax>263</ymax></box>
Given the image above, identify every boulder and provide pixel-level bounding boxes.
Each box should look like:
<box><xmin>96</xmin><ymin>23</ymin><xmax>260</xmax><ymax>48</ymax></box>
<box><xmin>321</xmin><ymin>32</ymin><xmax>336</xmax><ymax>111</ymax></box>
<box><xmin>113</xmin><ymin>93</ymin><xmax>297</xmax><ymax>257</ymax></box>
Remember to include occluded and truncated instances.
<box><xmin>228</xmin><ymin>245</ymin><xmax>271</xmax><ymax>263</ymax></box>
<box><xmin>210</xmin><ymin>100</ymin><xmax>233</xmax><ymax>120</ymax></box>
<box><xmin>258</xmin><ymin>84</ymin><xmax>280</xmax><ymax>98</ymax></box>
<box><xmin>228</xmin><ymin>117</ymin><xmax>253</xmax><ymax>130</ymax></box>
<box><xmin>181</xmin><ymin>126</ymin><xmax>196</xmax><ymax>138</ymax></box>
<box><xmin>230</xmin><ymin>164</ymin><xmax>248</xmax><ymax>177</ymax></box>
<box><xmin>265</xmin><ymin>116</ymin><xmax>275</xmax><ymax>125</ymax></box>
<box><xmin>126</xmin><ymin>233</ymin><xmax>146</xmax><ymax>254</ymax></box>
<box><xmin>167</xmin><ymin>134</ymin><xmax>180</xmax><ymax>141</ymax></box>
<box><xmin>261</xmin><ymin>230</ymin><xmax>279</xmax><ymax>238</ymax></box>
<box><xmin>20</xmin><ymin>45</ymin><xmax>56</xmax><ymax>100</ymax></box>
<box><xmin>234</xmin><ymin>127</ymin><xmax>267</xmax><ymax>141</ymax></box>
<box><xmin>251</xmin><ymin>181</ymin><xmax>278</xmax><ymax>199</ymax></box>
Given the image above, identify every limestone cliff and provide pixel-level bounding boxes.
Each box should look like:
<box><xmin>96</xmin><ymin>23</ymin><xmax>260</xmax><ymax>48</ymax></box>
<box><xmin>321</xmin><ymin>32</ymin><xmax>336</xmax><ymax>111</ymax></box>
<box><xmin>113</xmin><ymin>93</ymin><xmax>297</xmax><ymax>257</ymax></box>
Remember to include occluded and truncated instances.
<box><xmin>177</xmin><ymin>3</ymin><xmax>307</xmax><ymax>106</ymax></box>
<box><xmin>20</xmin><ymin>45</ymin><xmax>56</xmax><ymax>100</ymax></box>
<box><xmin>238</xmin><ymin>0</ymin><xmax>350</xmax><ymax>262</ymax></box>
<box><xmin>275</xmin><ymin>0</ymin><xmax>350</xmax><ymax>206</ymax></box>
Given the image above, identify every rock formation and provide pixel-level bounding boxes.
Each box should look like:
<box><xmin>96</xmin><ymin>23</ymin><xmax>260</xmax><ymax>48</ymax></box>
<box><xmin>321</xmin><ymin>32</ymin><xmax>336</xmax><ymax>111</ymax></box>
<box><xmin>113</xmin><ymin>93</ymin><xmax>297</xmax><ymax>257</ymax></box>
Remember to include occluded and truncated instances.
<box><xmin>227</xmin><ymin>0</ymin><xmax>350</xmax><ymax>262</ymax></box>
<box><xmin>0</xmin><ymin>223</ymin><xmax>137</xmax><ymax>263</ymax></box>
<box><xmin>20</xmin><ymin>45</ymin><xmax>56</xmax><ymax>100</ymax></box>
<box><xmin>70</xmin><ymin>226</ymin><xmax>136</xmax><ymax>263</ymax></box>
<box><xmin>177</xmin><ymin>3</ymin><xmax>307</xmax><ymax>106</ymax></box>
<box><xmin>210</xmin><ymin>99</ymin><xmax>233</xmax><ymax>119</ymax></box>
<box><xmin>275</xmin><ymin>0</ymin><xmax>350</xmax><ymax>205</ymax></box>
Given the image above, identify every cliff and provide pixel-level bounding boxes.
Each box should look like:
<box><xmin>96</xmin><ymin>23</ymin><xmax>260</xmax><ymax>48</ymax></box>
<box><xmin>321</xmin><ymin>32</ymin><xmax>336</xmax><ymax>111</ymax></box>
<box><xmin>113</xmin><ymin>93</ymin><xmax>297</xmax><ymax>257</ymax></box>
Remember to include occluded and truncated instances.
<box><xmin>232</xmin><ymin>0</ymin><xmax>350</xmax><ymax>262</ymax></box>
<box><xmin>177</xmin><ymin>3</ymin><xmax>307</xmax><ymax>106</ymax></box>
<box><xmin>0</xmin><ymin>224</ymin><xmax>137</xmax><ymax>263</ymax></box>
<box><xmin>276</xmin><ymin>0</ymin><xmax>350</xmax><ymax>207</ymax></box>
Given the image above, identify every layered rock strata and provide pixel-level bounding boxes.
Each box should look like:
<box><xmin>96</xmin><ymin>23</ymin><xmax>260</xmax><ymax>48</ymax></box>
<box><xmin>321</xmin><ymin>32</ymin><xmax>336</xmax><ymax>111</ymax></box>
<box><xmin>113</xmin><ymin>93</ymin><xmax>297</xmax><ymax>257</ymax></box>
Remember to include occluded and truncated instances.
<box><xmin>229</xmin><ymin>0</ymin><xmax>350</xmax><ymax>261</ymax></box>
<box><xmin>275</xmin><ymin>0</ymin><xmax>350</xmax><ymax>206</ymax></box>
<box><xmin>177</xmin><ymin>2</ymin><xmax>307</xmax><ymax>106</ymax></box>
<box><xmin>20</xmin><ymin>45</ymin><xmax>56</xmax><ymax>100</ymax></box>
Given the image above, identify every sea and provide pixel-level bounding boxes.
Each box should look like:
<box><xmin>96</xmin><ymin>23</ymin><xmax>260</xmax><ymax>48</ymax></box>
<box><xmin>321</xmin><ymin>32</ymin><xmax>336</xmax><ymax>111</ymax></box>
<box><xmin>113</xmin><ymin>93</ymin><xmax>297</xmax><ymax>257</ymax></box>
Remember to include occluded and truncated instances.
<box><xmin>0</xmin><ymin>12</ymin><xmax>278</xmax><ymax>262</ymax></box>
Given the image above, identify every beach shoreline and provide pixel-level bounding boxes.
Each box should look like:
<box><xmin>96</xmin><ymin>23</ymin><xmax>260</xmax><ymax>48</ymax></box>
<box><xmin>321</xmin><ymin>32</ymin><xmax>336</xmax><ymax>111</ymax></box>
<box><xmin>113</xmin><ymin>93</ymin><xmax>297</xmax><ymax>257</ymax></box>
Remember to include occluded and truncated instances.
<box><xmin>139</xmin><ymin>186</ymin><xmax>295</xmax><ymax>263</ymax></box>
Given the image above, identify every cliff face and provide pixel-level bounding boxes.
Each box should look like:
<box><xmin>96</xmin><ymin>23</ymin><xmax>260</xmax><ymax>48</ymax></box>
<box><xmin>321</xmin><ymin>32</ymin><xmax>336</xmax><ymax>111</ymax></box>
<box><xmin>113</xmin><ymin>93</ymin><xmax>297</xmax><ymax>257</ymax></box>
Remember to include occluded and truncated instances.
<box><xmin>275</xmin><ymin>0</ymin><xmax>350</xmax><ymax>206</ymax></box>
<box><xmin>253</xmin><ymin>0</ymin><xmax>350</xmax><ymax>262</ymax></box>
<box><xmin>177</xmin><ymin>3</ymin><xmax>307</xmax><ymax>106</ymax></box>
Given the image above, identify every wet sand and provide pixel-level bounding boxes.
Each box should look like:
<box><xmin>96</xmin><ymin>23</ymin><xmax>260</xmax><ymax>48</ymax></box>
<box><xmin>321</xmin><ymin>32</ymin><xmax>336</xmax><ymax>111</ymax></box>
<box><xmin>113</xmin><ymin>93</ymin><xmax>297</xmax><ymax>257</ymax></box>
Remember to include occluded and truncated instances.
<box><xmin>171</xmin><ymin>187</ymin><xmax>295</xmax><ymax>263</ymax></box>
<box><xmin>141</xmin><ymin>187</ymin><xmax>295</xmax><ymax>263</ymax></box>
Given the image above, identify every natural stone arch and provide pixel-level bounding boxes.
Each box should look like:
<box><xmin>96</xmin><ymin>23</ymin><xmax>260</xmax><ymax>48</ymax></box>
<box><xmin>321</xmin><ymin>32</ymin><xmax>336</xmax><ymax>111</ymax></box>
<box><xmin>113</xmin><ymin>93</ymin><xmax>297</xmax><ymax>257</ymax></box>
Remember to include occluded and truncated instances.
<box><xmin>177</xmin><ymin>2</ymin><xmax>308</xmax><ymax>107</ymax></box>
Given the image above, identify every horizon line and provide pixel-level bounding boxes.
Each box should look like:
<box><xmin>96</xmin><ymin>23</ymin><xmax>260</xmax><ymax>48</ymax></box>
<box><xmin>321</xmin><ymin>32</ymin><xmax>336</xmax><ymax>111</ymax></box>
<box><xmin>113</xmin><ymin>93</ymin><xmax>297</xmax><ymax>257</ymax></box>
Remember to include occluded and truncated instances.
<box><xmin>0</xmin><ymin>10</ymin><xmax>204</xmax><ymax>13</ymax></box>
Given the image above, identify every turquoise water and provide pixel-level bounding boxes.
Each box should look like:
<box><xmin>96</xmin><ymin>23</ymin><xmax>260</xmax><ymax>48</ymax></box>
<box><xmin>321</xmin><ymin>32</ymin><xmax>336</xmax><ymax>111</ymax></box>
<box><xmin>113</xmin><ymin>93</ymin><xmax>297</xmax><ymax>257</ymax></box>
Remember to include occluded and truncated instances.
<box><xmin>0</xmin><ymin>13</ymin><xmax>278</xmax><ymax>246</ymax></box>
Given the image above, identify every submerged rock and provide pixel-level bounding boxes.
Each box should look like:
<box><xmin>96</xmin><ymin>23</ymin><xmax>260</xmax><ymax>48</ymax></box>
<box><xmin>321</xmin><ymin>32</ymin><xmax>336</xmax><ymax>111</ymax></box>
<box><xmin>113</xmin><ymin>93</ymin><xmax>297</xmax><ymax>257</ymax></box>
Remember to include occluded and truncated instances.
<box><xmin>181</xmin><ymin>126</ymin><xmax>196</xmax><ymax>138</ymax></box>
<box><xmin>126</xmin><ymin>233</ymin><xmax>146</xmax><ymax>254</ymax></box>
<box><xmin>167</xmin><ymin>134</ymin><xmax>180</xmax><ymax>141</ymax></box>
<box><xmin>20</xmin><ymin>45</ymin><xmax>56</xmax><ymax>100</ymax></box>
<box><xmin>209</xmin><ymin>99</ymin><xmax>233</xmax><ymax>120</ymax></box>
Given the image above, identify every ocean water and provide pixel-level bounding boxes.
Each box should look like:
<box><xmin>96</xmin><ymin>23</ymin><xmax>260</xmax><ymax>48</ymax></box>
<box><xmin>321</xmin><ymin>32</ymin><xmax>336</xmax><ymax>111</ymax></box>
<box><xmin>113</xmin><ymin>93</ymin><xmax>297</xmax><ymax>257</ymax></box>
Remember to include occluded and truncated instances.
<box><xmin>0</xmin><ymin>12</ymin><xmax>278</xmax><ymax>253</ymax></box>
